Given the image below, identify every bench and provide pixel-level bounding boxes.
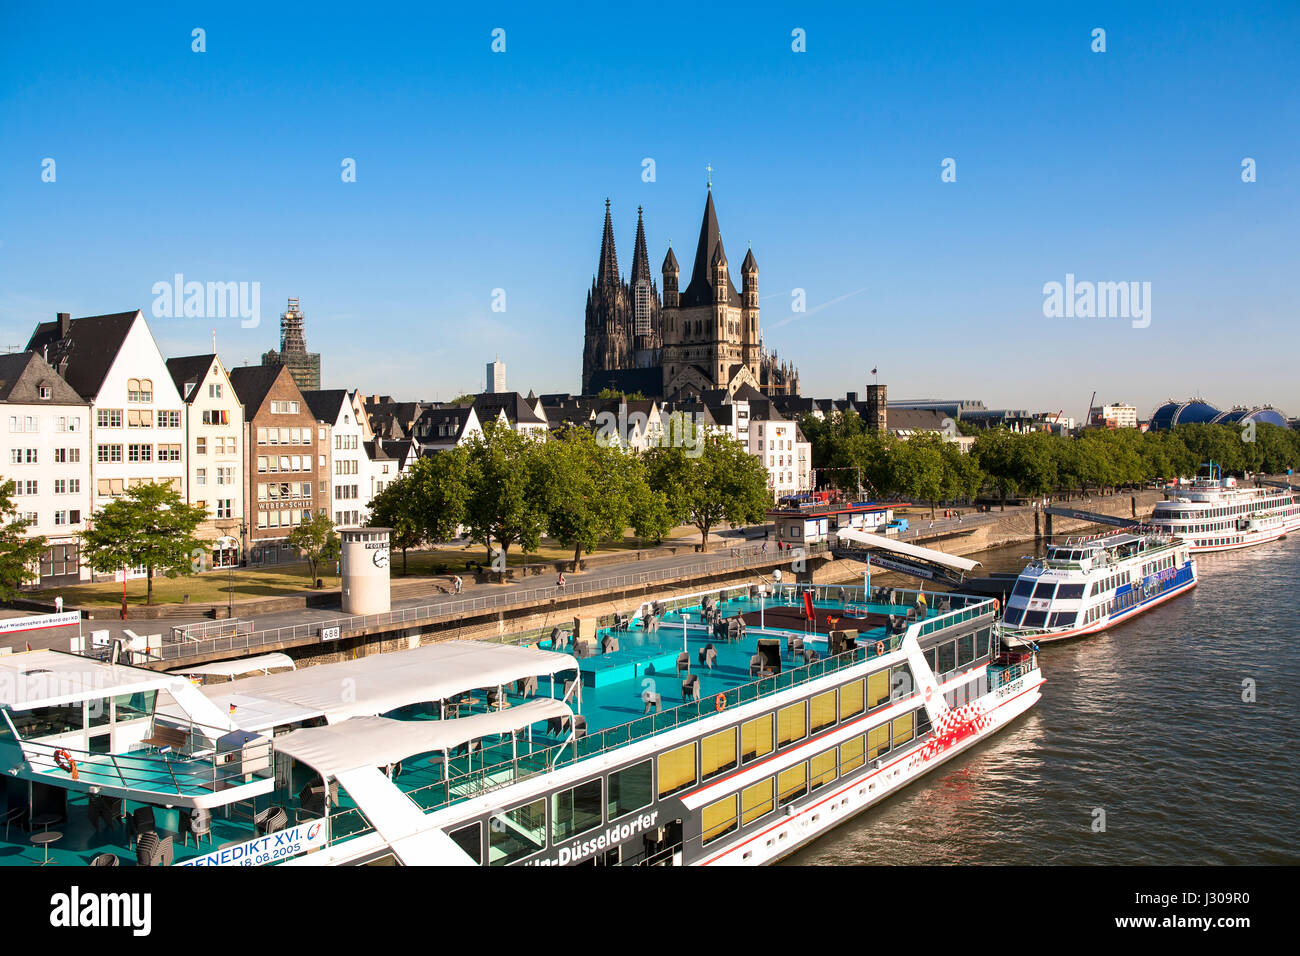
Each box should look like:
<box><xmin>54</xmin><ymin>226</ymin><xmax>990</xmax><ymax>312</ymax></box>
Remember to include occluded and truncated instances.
<box><xmin>140</xmin><ymin>725</ymin><xmax>188</xmax><ymax>753</ymax></box>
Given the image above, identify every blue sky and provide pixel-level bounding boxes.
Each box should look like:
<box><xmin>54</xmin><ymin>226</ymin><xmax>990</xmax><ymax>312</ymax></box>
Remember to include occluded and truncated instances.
<box><xmin>1</xmin><ymin>1</ymin><xmax>1297</xmax><ymax>419</ymax></box>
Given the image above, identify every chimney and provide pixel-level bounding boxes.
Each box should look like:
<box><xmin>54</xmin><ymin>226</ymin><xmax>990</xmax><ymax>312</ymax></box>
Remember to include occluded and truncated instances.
<box><xmin>57</xmin><ymin>312</ymin><xmax>71</xmax><ymax>339</ymax></box>
<box><xmin>845</xmin><ymin>391</ymin><xmax>857</xmax><ymax>404</ymax></box>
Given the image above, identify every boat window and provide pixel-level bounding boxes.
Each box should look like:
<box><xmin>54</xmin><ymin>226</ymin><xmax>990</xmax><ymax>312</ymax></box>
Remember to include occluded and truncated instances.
<box><xmin>450</xmin><ymin>822</ymin><xmax>483</xmax><ymax>865</ymax></box>
<box><xmin>777</xmin><ymin>763</ymin><xmax>808</xmax><ymax>806</ymax></box>
<box><xmin>608</xmin><ymin>760</ymin><xmax>653</xmax><ymax>820</ymax></box>
<box><xmin>810</xmin><ymin>748</ymin><xmax>837</xmax><ymax>790</ymax></box>
<box><xmin>701</xmin><ymin>728</ymin><xmax>738</xmax><ymax>780</ymax></box>
<box><xmin>867</xmin><ymin>723</ymin><xmax>891</xmax><ymax>760</ymax></box>
<box><xmin>741</xmin><ymin>778</ymin><xmax>775</xmax><ymax>825</ymax></box>
<box><xmin>552</xmin><ymin>779</ymin><xmax>603</xmax><ymax>843</ymax></box>
<box><xmin>891</xmin><ymin>663</ymin><xmax>913</xmax><ymax>699</ymax></box>
<box><xmin>936</xmin><ymin>641</ymin><xmax>956</xmax><ymax>675</ymax></box>
<box><xmin>701</xmin><ymin>794</ymin><xmax>739</xmax><ymax>846</ymax></box>
<box><xmin>1012</xmin><ymin>578</ymin><xmax>1035</xmax><ymax>598</ymax></box>
<box><xmin>1031</xmin><ymin>581</ymin><xmax>1056</xmax><ymax>601</ymax></box>
<box><xmin>113</xmin><ymin>690</ymin><xmax>156</xmax><ymax>723</ymax></box>
<box><xmin>777</xmin><ymin>702</ymin><xmax>806</xmax><ymax>747</ymax></box>
<box><xmin>9</xmin><ymin>704</ymin><xmax>83</xmax><ymax>739</ymax></box>
<box><xmin>923</xmin><ymin>647</ymin><xmax>938</xmax><ymax>674</ymax></box>
<box><xmin>88</xmin><ymin>697</ymin><xmax>111</xmax><ymax>729</ymax></box>
<box><xmin>840</xmin><ymin>735</ymin><xmax>866</xmax><ymax>775</ymax></box>
<box><xmin>1022</xmin><ymin>610</ymin><xmax>1049</xmax><ymax>628</ymax></box>
<box><xmin>975</xmin><ymin>627</ymin><xmax>992</xmax><ymax>659</ymax></box>
<box><xmin>840</xmin><ymin>679</ymin><xmax>865</xmax><ymax>720</ymax></box>
<box><xmin>810</xmin><ymin>690</ymin><xmax>837</xmax><ymax>733</ymax></box>
<box><xmin>867</xmin><ymin>668</ymin><xmax>891</xmax><ymax>708</ymax></box>
<box><xmin>657</xmin><ymin>742</ymin><xmax>697</xmax><ymax>797</ymax></box>
<box><xmin>741</xmin><ymin>714</ymin><xmax>773</xmax><ymax>763</ymax></box>
<box><xmin>952</xmin><ymin>635</ymin><xmax>971</xmax><ymax>668</ymax></box>
<box><xmin>892</xmin><ymin>713</ymin><xmax>915</xmax><ymax>748</ymax></box>
<box><xmin>1056</xmin><ymin>583</ymin><xmax>1086</xmax><ymax>600</ymax></box>
<box><xmin>1004</xmin><ymin>607</ymin><xmax>1025</xmax><ymax>627</ymax></box>
<box><xmin>489</xmin><ymin>797</ymin><xmax>546</xmax><ymax>866</ymax></box>
<box><xmin>1048</xmin><ymin>611</ymin><xmax>1077</xmax><ymax>628</ymax></box>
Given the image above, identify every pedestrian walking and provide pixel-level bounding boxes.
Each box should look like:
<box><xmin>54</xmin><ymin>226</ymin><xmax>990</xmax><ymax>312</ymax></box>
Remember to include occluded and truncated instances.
<box><xmin>453</xmin><ymin>575</ymin><xmax>462</xmax><ymax>595</ymax></box>
<box><xmin>557</xmin><ymin>572</ymin><xmax>566</xmax><ymax>591</ymax></box>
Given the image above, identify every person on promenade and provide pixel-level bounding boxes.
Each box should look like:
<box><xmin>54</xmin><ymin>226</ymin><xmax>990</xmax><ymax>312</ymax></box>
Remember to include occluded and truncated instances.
<box><xmin>557</xmin><ymin>572</ymin><xmax>566</xmax><ymax>591</ymax></box>
<box><xmin>453</xmin><ymin>575</ymin><xmax>462</xmax><ymax>595</ymax></box>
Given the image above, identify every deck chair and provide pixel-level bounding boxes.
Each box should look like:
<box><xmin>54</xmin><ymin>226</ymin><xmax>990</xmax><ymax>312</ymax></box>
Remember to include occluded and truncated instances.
<box><xmin>643</xmin><ymin>692</ymin><xmax>662</xmax><ymax>715</ymax></box>
<box><xmin>682</xmin><ymin>675</ymin><xmax>700</xmax><ymax>702</ymax></box>
<box><xmin>601</xmin><ymin>635</ymin><xmax>620</xmax><ymax>654</ymax></box>
<box><xmin>90</xmin><ymin>853</ymin><xmax>119</xmax><ymax>866</ymax></box>
<box><xmin>136</xmin><ymin>832</ymin><xmax>173</xmax><ymax>867</ymax></box>
<box><xmin>676</xmin><ymin>652</ymin><xmax>690</xmax><ymax>675</ymax></box>
<box><xmin>3</xmin><ymin>805</ymin><xmax>25</xmax><ymax>839</ymax></box>
<box><xmin>254</xmin><ymin>806</ymin><xmax>288</xmax><ymax>837</ymax></box>
<box><xmin>127</xmin><ymin>806</ymin><xmax>157</xmax><ymax>850</ymax></box>
<box><xmin>185</xmin><ymin>807</ymin><xmax>213</xmax><ymax>848</ymax></box>
<box><xmin>698</xmin><ymin>644</ymin><xmax>717</xmax><ymax>670</ymax></box>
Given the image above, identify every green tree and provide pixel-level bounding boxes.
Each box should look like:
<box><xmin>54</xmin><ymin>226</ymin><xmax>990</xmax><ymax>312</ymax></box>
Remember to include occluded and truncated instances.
<box><xmin>646</xmin><ymin>431</ymin><xmax>770</xmax><ymax>548</ymax></box>
<box><xmin>0</xmin><ymin>478</ymin><xmax>47</xmax><ymax>598</ymax></box>
<box><xmin>287</xmin><ymin>511</ymin><xmax>341</xmax><ymax>586</ymax></box>
<box><xmin>80</xmin><ymin>481</ymin><xmax>209</xmax><ymax>611</ymax></box>
<box><xmin>890</xmin><ymin>436</ymin><xmax>945</xmax><ymax>517</ymax></box>
<box><xmin>536</xmin><ymin>430</ymin><xmax>638</xmax><ymax>568</ymax></box>
<box><xmin>463</xmin><ymin>421</ymin><xmax>547</xmax><ymax>578</ymax></box>
<box><xmin>366</xmin><ymin>479</ymin><xmax>424</xmax><ymax>575</ymax></box>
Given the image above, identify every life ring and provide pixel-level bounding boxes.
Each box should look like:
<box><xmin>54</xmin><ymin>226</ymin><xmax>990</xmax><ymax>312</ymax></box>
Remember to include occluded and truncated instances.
<box><xmin>994</xmin><ymin>598</ymin><xmax>1000</xmax><ymax>613</ymax></box>
<box><xmin>875</xmin><ymin>641</ymin><xmax>885</xmax><ymax>656</ymax></box>
<box><xmin>715</xmin><ymin>693</ymin><xmax>727</xmax><ymax>713</ymax></box>
<box><xmin>53</xmin><ymin>749</ymin><xmax>78</xmax><ymax>781</ymax></box>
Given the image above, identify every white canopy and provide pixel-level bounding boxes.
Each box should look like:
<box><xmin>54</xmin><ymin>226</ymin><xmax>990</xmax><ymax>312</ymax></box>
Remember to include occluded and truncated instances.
<box><xmin>333</xmin><ymin>766</ymin><xmax>477</xmax><ymax>866</ymax></box>
<box><xmin>169</xmin><ymin>653</ymin><xmax>296</xmax><ymax>679</ymax></box>
<box><xmin>273</xmin><ymin>698</ymin><xmax>573</xmax><ymax>778</ymax></box>
<box><xmin>203</xmin><ymin>640</ymin><xmax>579</xmax><ymax>730</ymax></box>
<box><xmin>835</xmin><ymin>528</ymin><xmax>982</xmax><ymax>573</ymax></box>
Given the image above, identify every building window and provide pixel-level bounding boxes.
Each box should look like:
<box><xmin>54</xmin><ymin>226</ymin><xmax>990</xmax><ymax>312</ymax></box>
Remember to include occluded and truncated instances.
<box><xmin>97</xmin><ymin>408</ymin><xmax>123</xmax><ymax>428</ymax></box>
<box><xmin>215</xmin><ymin>499</ymin><xmax>232</xmax><ymax>518</ymax></box>
<box><xmin>195</xmin><ymin>437</ymin><xmax>207</xmax><ymax>455</ymax></box>
<box><xmin>126</xmin><ymin>378</ymin><xmax>153</xmax><ymax>403</ymax></box>
<box><xmin>209</xmin><ymin>383</ymin><xmax>222</xmax><ymax>398</ymax></box>
<box><xmin>196</xmin><ymin>468</ymin><xmax>206</xmax><ymax>486</ymax></box>
<box><xmin>159</xmin><ymin>410</ymin><xmax>181</xmax><ymax>428</ymax></box>
<box><xmin>96</xmin><ymin>445</ymin><xmax>123</xmax><ymax>463</ymax></box>
<box><xmin>38</xmin><ymin>386</ymin><xmax>52</xmax><ymax>400</ymax></box>
<box><xmin>127</xmin><ymin>444</ymin><xmax>152</xmax><ymax>463</ymax></box>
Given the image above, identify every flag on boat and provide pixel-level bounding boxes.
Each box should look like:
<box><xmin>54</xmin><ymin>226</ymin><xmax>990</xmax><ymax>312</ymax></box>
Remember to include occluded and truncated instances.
<box><xmin>803</xmin><ymin>590</ymin><xmax>815</xmax><ymax>621</ymax></box>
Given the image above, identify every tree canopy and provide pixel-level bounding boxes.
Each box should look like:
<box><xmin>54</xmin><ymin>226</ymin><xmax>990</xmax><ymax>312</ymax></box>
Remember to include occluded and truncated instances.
<box><xmin>0</xmin><ymin>478</ymin><xmax>47</xmax><ymax>598</ymax></box>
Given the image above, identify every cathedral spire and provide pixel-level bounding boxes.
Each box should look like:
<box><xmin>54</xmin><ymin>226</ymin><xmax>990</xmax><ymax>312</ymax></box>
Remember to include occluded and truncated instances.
<box><xmin>630</xmin><ymin>205</ymin><xmax>651</xmax><ymax>286</ymax></box>
<box><xmin>596</xmin><ymin>198</ymin><xmax>620</xmax><ymax>287</ymax></box>
<box><xmin>681</xmin><ymin>189</ymin><xmax>738</xmax><ymax>308</ymax></box>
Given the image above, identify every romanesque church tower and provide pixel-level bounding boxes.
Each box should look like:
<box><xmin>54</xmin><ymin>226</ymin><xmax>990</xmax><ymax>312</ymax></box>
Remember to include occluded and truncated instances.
<box><xmin>661</xmin><ymin>189</ymin><xmax>798</xmax><ymax>399</ymax></box>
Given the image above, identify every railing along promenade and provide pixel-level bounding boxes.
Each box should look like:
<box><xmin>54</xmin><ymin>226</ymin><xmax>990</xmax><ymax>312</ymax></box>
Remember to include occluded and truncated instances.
<box><xmin>149</xmin><ymin>541</ymin><xmax>831</xmax><ymax>663</ymax></box>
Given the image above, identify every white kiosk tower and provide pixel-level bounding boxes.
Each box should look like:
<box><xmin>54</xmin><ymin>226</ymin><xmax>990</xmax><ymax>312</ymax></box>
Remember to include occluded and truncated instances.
<box><xmin>340</xmin><ymin>527</ymin><xmax>392</xmax><ymax>616</ymax></box>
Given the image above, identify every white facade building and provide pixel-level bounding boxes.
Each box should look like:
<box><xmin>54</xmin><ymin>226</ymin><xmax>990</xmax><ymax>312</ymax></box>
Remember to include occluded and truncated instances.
<box><xmin>27</xmin><ymin>311</ymin><xmax>188</xmax><ymax>580</ymax></box>
<box><xmin>0</xmin><ymin>352</ymin><xmax>93</xmax><ymax>585</ymax></box>
<box><xmin>305</xmin><ymin>389</ymin><xmax>375</xmax><ymax>528</ymax></box>
<box><xmin>167</xmin><ymin>354</ymin><xmax>245</xmax><ymax>567</ymax></box>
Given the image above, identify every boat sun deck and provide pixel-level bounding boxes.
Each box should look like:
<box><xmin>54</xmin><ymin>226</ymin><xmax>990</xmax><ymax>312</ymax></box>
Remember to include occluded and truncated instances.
<box><xmin>0</xmin><ymin>582</ymin><xmax>996</xmax><ymax>866</ymax></box>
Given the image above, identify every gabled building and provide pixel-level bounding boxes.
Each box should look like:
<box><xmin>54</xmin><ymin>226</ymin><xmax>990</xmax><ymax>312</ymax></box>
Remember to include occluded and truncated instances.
<box><xmin>470</xmin><ymin>392</ymin><xmax>548</xmax><ymax>438</ymax></box>
<box><xmin>412</xmin><ymin>404</ymin><xmax>483</xmax><ymax>453</ymax></box>
<box><xmin>26</xmin><ymin>311</ymin><xmax>187</xmax><ymax>579</ymax></box>
<box><xmin>230</xmin><ymin>364</ymin><xmax>326</xmax><ymax>565</ymax></box>
<box><xmin>303</xmin><ymin>389</ymin><xmax>373</xmax><ymax>528</ymax></box>
<box><xmin>166</xmin><ymin>354</ymin><xmax>246</xmax><ymax>567</ymax></box>
<box><xmin>0</xmin><ymin>351</ymin><xmax>92</xmax><ymax>585</ymax></box>
<box><xmin>364</xmin><ymin>439</ymin><xmax>417</xmax><ymax>497</ymax></box>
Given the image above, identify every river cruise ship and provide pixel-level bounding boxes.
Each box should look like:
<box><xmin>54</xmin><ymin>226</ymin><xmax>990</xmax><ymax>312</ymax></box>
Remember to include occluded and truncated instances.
<box><xmin>1000</xmin><ymin>531</ymin><xmax>1196</xmax><ymax>643</ymax></box>
<box><xmin>0</xmin><ymin>580</ymin><xmax>1040</xmax><ymax>867</ymax></box>
<box><xmin>1148</xmin><ymin>465</ymin><xmax>1300</xmax><ymax>553</ymax></box>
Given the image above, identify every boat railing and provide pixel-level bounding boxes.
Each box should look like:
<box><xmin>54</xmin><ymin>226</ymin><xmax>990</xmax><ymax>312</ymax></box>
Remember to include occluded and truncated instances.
<box><xmin>988</xmin><ymin>657</ymin><xmax>1037</xmax><ymax>690</ymax></box>
<box><xmin>19</xmin><ymin>727</ymin><xmax>272</xmax><ymax>798</ymax></box>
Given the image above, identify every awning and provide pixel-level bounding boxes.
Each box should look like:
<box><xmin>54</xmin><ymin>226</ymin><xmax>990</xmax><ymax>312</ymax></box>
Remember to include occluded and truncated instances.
<box><xmin>333</xmin><ymin>766</ymin><xmax>477</xmax><ymax>866</ymax></box>
<box><xmin>834</xmin><ymin>528</ymin><xmax>981</xmax><ymax>572</ymax></box>
<box><xmin>169</xmin><ymin>653</ymin><xmax>295</xmax><ymax>679</ymax></box>
<box><xmin>202</xmin><ymin>640</ymin><xmax>579</xmax><ymax>729</ymax></box>
<box><xmin>273</xmin><ymin>698</ymin><xmax>573</xmax><ymax>778</ymax></box>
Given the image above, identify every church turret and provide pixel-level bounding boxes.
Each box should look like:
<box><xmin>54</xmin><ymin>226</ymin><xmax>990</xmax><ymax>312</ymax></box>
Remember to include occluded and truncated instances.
<box><xmin>630</xmin><ymin>206</ymin><xmax>662</xmax><ymax>368</ymax></box>
<box><xmin>741</xmin><ymin>246</ymin><xmax>758</xmax><ymax>308</ymax></box>
<box><xmin>583</xmin><ymin>199</ymin><xmax>633</xmax><ymax>394</ymax></box>
<box><xmin>662</xmin><ymin>246</ymin><xmax>679</xmax><ymax>308</ymax></box>
<box><xmin>596</xmin><ymin>198</ymin><xmax>620</xmax><ymax>288</ymax></box>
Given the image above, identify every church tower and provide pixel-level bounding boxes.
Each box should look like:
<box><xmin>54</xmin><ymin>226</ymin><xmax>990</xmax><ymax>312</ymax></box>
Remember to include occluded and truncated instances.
<box><xmin>581</xmin><ymin>199</ymin><xmax>634</xmax><ymax>394</ymax></box>
<box><xmin>630</xmin><ymin>206</ymin><xmax>662</xmax><ymax>368</ymax></box>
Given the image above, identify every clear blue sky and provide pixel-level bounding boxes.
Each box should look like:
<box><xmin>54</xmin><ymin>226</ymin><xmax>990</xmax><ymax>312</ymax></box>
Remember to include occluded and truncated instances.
<box><xmin>2</xmin><ymin>1</ymin><xmax>1297</xmax><ymax>420</ymax></box>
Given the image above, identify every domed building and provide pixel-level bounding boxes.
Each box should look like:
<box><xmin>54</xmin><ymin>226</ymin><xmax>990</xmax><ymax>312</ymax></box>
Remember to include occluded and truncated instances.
<box><xmin>1148</xmin><ymin>399</ymin><xmax>1223</xmax><ymax>430</ymax></box>
<box><xmin>1210</xmin><ymin>405</ymin><xmax>1291</xmax><ymax>429</ymax></box>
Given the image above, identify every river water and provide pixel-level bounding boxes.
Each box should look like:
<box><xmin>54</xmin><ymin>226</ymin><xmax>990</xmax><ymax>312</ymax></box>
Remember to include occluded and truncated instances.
<box><xmin>786</xmin><ymin>536</ymin><xmax>1300</xmax><ymax>865</ymax></box>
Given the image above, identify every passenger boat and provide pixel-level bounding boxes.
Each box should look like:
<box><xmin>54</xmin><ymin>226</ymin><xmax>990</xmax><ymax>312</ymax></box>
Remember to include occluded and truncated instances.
<box><xmin>0</xmin><ymin>581</ymin><xmax>1041</xmax><ymax>867</ymax></box>
<box><xmin>1148</xmin><ymin>464</ymin><xmax>1300</xmax><ymax>553</ymax></box>
<box><xmin>1000</xmin><ymin>531</ymin><xmax>1196</xmax><ymax>643</ymax></box>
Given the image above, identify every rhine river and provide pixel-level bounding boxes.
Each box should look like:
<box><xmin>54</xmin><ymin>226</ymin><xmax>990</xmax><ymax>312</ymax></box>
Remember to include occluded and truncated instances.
<box><xmin>787</xmin><ymin>535</ymin><xmax>1300</xmax><ymax>865</ymax></box>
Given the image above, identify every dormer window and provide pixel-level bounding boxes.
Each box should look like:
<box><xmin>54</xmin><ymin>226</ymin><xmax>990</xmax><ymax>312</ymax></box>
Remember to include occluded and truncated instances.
<box><xmin>38</xmin><ymin>386</ymin><xmax>52</xmax><ymax>400</ymax></box>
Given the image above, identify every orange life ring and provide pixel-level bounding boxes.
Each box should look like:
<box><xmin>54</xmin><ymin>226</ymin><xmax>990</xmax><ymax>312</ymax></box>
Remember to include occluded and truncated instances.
<box><xmin>875</xmin><ymin>641</ymin><xmax>885</xmax><ymax>656</ymax></box>
<box><xmin>715</xmin><ymin>693</ymin><xmax>727</xmax><ymax>713</ymax></box>
<box><xmin>994</xmin><ymin>599</ymin><xmax>1001</xmax><ymax>613</ymax></box>
<box><xmin>53</xmin><ymin>749</ymin><xmax>78</xmax><ymax>781</ymax></box>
